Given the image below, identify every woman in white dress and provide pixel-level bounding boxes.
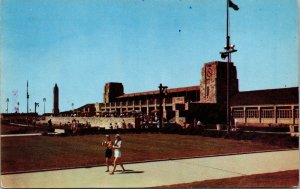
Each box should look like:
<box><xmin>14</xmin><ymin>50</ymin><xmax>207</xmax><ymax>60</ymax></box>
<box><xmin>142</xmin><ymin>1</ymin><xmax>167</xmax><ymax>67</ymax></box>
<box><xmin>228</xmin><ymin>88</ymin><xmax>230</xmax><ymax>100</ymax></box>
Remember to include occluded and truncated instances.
<box><xmin>110</xmin><ymin>134</ymin><xmax>126</xmax><ymax>175</ymax></box>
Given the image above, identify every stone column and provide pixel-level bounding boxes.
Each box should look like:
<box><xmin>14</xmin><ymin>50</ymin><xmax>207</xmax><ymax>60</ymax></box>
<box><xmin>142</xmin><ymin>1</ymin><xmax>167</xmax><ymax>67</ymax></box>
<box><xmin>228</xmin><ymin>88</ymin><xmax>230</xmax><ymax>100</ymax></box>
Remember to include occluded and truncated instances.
<box><xmin>258</xmin><ymin>106</ymin><xmax>261</xmax><ymax>124</ymax></box>
<box><xmin>292</xmin><ymin>105</ymin><xmax>295</xmax><ymax>125</ymax></box>
<box><xmin>146</xmin><ymin>99</ymin><xmax>149</xmax><ymax>115</ymax></box>
<box><xmin>244</xmin><ymin>107</ymin><xmax>246</xmax><ymax>124</ymax></box>
<box><xmin>274</xmin><ymin>106</ymin><xmax>277</xmax><ymax>124</ymax></box>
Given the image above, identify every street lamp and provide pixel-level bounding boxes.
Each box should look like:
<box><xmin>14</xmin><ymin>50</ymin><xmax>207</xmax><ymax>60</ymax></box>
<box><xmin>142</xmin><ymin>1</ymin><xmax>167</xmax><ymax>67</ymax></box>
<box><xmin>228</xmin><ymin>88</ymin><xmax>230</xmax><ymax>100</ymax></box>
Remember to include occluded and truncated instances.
<box><xmin>71</xmin><ymin>103</ymin><xmax>74</xmax><ymax>116</ymax></box>
<box><xmin>43</xmin><ymin>98</ymin><xmax>46</xmax><ymax>114</ymax></box>
<box><xmin>17</xmin><ymin>102</ymin><xmax>20</xmax><ymax>113</ymax></box>
<box><xmin>158</xmin><ymin>83</ymin><xmax>168</xmax><ymax>129</ymax></box>
<box><xmin>6</xmin><ymin>98</ymin><xmax>9</xmax><ymax>113</ymax></box>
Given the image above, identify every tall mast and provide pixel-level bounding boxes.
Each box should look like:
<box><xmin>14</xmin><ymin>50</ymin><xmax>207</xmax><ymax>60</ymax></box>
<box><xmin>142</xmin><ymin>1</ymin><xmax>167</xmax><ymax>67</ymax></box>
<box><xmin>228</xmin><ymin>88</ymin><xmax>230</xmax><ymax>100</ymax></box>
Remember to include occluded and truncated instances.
<box><xmin>220</xmin><ymin>0</ymin><xmax>238</xmax><ymax>132</ymax></box>
<box><xmin>27</xmin><ymin>80</ymin><xmax>29</xmax><ymax>113</ymax></box>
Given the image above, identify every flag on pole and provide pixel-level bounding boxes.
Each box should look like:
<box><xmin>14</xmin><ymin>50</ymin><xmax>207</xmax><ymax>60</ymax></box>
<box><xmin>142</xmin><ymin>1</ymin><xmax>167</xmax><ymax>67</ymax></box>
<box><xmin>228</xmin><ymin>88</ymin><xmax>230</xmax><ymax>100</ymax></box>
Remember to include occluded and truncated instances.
<box><xmin>229</xmin><ymin>0</ymin><xmax>239</xmax><ymax>11</ymax></box>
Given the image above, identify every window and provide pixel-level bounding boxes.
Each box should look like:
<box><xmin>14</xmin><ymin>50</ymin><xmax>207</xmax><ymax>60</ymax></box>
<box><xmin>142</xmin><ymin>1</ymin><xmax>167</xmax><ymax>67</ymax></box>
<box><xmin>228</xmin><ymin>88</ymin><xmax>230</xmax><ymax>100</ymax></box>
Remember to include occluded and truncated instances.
<box><xmin>134</xmin><ymin>99</ymin><xmax>140</xmax><ymax>105</ymax></box>
<box><xmin>277</xmin><ymin>109</ymin><xmax>292</xmax><ymax>118</ymax></box>
<box><xmin>149</xmin><ymin>99</ymin><xmax>155</xmax><ymax>105</ymax></box>
<box><xmin>127</xmin><ymin>100</ymin><xmax>133</xmax><ymax>106</ymax></box>
<box><xmin>206</xmin><ymin>87</ymin><xmax>209</xmax><ymax>97</ymax></box>
<box><xmin>232</xmin><ymin>108</ymin><xmax>244</xmax><ymax>118</ymax></box>
<box><xmin>261</xmin><ymin>108</ymin><xmax>274</xmax><ymax>118</ymax></box>
<box><xmin>246</xmin><ymin>108</ymin><xmax>259</xmax><ymax>118</ymax></box>
<box><xmin>294</xmin><ymin>108</ymin><xmax>299</xmax><ymax>118</ymax></box>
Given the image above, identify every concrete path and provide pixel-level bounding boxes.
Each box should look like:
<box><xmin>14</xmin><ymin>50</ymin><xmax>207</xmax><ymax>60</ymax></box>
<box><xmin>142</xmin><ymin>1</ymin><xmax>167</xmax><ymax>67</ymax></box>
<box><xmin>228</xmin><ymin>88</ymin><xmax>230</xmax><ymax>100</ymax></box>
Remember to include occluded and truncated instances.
<box><xmin>1</xmin><ymin>150</ymin><xmax>298</xmax><ymax>188</ymax></box>
<box><xmin>1</xmin><ymin>133</ymin><xmax>42</xmax><ymax>137</ymax></box>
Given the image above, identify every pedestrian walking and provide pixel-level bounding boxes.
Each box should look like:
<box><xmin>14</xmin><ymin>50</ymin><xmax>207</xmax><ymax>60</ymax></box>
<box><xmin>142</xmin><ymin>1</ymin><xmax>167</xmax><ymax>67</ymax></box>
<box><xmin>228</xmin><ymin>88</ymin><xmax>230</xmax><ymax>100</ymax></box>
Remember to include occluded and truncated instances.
<box><xmin>102</xmin><ymin>135</ymin><xmax>113</xmax><ymax>172</ymax></box>
<box><xmin>110</xmin><ymin>134</ymin><xmax>125</xmax><ymax>175</ymax></box>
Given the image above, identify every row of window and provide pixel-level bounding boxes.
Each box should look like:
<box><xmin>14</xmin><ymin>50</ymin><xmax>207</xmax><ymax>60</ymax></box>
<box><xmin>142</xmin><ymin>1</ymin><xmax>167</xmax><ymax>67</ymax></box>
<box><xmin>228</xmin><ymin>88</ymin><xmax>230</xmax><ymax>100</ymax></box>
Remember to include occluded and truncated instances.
<box><xmin>105</xmin><ymin>98</ymin><xmax>176</xmax><ymax>106</ymax></box>
<box><xmin>233</xmin><ymin>109</ymin><xmax>299</xmax><ymax>118</ymax></box>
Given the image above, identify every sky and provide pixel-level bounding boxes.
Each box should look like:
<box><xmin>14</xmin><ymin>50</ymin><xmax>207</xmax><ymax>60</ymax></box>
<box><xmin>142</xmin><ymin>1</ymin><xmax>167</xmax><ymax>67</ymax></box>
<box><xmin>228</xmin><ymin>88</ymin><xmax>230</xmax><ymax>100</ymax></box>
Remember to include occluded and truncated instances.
<box><xmin>1</xmin><ymin>0</ymin><xmax>298</xmax><ymax>114</ymax></box>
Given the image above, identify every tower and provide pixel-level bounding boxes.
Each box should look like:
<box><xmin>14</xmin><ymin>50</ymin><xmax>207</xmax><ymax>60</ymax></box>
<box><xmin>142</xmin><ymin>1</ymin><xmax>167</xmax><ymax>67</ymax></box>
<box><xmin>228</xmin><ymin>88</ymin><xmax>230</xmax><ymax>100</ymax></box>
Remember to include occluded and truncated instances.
<box><xmin>200</xmin><ymin>61</ymin><xmax>239</xmax><ymax>104</ymax></box>
<box><xmin>103</xmin><ymin>82</ymin><xmax>124</xmax><ymax>103</ymax></box>
<box><xmin>53</xmin><ymin>83</ymin><xmax>59</xmax><ymax>115</ymax></box>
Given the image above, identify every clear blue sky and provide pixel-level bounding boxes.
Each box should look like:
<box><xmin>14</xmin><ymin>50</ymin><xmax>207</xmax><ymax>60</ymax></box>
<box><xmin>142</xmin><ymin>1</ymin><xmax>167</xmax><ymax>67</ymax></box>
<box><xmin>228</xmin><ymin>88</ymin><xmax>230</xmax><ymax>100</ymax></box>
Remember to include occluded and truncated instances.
<box><xmin>1</xmin><ymin>0</ymin><xmax>298</xmax><ymax>114</ymax></box>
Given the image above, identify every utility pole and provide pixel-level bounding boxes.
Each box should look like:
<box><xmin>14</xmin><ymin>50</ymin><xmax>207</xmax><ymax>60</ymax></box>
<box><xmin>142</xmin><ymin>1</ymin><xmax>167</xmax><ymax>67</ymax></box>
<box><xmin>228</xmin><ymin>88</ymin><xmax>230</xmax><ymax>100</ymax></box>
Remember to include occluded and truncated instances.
<box><xmin>17</xmin><ymin>102</ymin><xmax>20</xmax><ymax>113</ymax></box>
<box><xmin>158</xmin><ymin>83</ymin><xmax>168</xmax><ymax>129</ymax></box>
<box><xmin>6</xmin><ymin>98</ymin><xmax>9</xmax><ymax>113</ymax></box>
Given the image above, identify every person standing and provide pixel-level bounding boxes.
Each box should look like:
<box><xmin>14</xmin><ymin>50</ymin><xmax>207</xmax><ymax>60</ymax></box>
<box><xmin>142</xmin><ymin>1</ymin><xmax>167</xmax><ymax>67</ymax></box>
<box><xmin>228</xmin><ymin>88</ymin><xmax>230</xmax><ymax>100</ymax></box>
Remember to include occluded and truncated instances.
<box><xmin>48</xmin><ymin>119</ymin><xmax>52</xmax><ymax>127</ymax></box>
<box><xmin>102</xmin><ymin>135</ymin><xmax>113</xmax><ymax>172</ymax></box>
<box><xmin>122</xmin><ymin>119</ymin><xmax>126</xmax><ymax>129</ymax></box>
<box><xmin>197</xmin><ymin>120</ymin><xmax>202</xmax><ymax>129</ymax></box>
<box><xmin>110</xmin><ymin>134</ymin><xmax>125</xmax><ymax>175</ymax></box>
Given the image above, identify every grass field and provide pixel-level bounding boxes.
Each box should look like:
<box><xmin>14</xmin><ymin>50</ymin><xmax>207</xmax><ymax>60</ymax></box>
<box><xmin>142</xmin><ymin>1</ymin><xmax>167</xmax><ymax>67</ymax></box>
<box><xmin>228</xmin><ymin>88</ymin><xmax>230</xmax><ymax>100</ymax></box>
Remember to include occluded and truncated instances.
<box><xmin>158</xmin><ymin>170</ymin><xmax>299</xmax><ymax>188</ymax></box>
<box><xmin>1</xmin><ymin>124</ymin><xmax>47</xmax><ymax>135</ymax></box>
<box><xmin>1</xmin><ymin>132</ymin><xmax>284</xmax><ymax>173</ymax></box>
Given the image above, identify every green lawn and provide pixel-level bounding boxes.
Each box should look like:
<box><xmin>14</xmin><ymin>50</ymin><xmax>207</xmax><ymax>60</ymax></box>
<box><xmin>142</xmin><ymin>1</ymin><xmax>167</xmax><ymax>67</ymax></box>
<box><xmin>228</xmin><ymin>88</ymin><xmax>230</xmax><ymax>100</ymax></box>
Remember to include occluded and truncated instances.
<box><xmin>1</xmin><ymin>124</ymin><xmax>46</xmax><ymax>135</ymax></box>
<box><xmin>1</xmin><ymin>133</ymin><xmax>284</xmax><ymax>173</ymax></box>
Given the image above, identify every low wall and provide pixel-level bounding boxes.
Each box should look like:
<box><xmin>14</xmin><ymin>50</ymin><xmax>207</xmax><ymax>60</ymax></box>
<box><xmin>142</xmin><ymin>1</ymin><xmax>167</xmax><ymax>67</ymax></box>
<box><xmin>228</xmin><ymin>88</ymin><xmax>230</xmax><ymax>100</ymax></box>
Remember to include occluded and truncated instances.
<box><xmin>40</xmin><ymin>116</ymin><xmax>136</xmax><ymax>129</ymax></box>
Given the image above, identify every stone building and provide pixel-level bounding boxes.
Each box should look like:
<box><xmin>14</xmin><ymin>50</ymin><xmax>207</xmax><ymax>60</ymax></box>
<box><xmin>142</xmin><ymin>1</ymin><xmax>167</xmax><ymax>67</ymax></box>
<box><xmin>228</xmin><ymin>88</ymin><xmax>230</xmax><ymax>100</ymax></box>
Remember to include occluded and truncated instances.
<box><xmin>83</xmin><ymin>60</ymin><xmax>298</xmax><ymax>127</ymax></box>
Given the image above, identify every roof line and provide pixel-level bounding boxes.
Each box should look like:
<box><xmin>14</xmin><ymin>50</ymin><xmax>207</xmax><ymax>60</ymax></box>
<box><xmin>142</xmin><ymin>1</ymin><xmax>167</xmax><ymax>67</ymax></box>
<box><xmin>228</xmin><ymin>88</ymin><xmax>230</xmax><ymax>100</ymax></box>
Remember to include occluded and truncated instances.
<box><xmin>238</xmin><ymin>86</ymin><xmax>298</xmax><ymax>93</ymax></box>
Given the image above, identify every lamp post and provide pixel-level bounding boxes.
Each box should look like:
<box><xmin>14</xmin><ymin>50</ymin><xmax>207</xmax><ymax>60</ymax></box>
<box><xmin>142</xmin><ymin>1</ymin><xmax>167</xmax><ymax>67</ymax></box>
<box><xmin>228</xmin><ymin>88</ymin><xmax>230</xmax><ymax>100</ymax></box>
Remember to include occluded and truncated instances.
<box><xmin>158</xmin><ymin>83</ymin><xmax>168</xmax><ymax>129</ymax></box>
<box><xmin>43</xmin><ymin>98</ymin><xmax>46</xmax><ymax>114</ymax></box>
<box><xmin>17</xmin><ymin>102</ymin><xmax>20</xmax><ymax>113</ymax></box>
<box><xmin>6</xmin><ymin>98</ymin><xmax>9</xmax><ymax>113</ymax></box>
<box><xmin>71</xmin><ymin>103</ymin><xmax>74</xmax><ymax>116</ymax></box>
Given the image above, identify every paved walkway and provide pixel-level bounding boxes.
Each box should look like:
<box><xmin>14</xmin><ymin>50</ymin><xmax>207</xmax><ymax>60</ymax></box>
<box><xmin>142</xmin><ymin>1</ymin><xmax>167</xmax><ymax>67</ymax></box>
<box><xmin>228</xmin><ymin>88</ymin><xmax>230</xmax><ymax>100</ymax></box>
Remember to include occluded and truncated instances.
<box><xmin>1</xmin><ymin>150</ymin><xmax>298</xmax><ymax>188</ymax></box>
<box><xmin>1</xmin><ymin>133</ymin><xmax>42</xmax><ymax>137</ymax></box>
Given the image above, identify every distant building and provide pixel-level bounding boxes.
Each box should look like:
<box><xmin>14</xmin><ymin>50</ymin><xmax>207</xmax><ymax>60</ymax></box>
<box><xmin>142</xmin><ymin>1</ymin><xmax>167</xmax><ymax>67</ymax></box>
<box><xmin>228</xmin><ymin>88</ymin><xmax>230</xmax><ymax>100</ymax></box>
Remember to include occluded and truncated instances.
<box><xmin>53</xmin><ymin>83</ymin><xmax>59</xmax><ymax>115</ymax></box>
<box><xmin>77</xmin><ymin>61</ymin><xmax>299</xmax><ymax>127</ymax></box>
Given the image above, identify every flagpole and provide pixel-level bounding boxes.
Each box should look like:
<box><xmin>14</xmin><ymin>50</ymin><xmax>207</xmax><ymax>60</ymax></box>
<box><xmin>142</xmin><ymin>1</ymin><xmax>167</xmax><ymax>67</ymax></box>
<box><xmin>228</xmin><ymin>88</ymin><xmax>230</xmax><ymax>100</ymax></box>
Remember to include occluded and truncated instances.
<box><xmin>221</xmin><ymin>0</ymin><xmax>238</xmax><ymax>132</ymax></box>
<box><xmin>226</xmin><ymin>0</ymin><xmax>230</xmax><ymax>49</ymax></box>
<box><xmin>226</xmin><ymin>0</ymin><xmax>230</xmax><ymax>133</ymax></box>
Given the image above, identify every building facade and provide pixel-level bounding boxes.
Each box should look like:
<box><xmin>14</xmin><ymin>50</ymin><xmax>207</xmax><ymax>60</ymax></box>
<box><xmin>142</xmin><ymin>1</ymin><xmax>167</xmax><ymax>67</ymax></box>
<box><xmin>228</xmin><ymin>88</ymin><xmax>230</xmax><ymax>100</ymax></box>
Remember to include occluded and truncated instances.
<box><xmin>81</xmin><ymin>61</ymin><xmax>298</xmax><ymax>127</ymax></box>
<box><xmin>231</xmin><ymin>87</ymin><xmax>299</xmax><ymax>126</ymax></box>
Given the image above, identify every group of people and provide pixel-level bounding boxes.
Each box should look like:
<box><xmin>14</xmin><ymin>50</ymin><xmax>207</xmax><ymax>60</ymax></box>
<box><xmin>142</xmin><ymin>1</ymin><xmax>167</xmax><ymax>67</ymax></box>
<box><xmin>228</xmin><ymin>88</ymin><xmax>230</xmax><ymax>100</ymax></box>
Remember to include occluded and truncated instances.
<box><xmin>101</xmin><ymin>134</ymin><xmax>125</xmax><ymax>175</ymax></box>
<box><xmin>108</xmin><ymin>120</ymin><xmax>133</xmax><ymax>130</ymax></box>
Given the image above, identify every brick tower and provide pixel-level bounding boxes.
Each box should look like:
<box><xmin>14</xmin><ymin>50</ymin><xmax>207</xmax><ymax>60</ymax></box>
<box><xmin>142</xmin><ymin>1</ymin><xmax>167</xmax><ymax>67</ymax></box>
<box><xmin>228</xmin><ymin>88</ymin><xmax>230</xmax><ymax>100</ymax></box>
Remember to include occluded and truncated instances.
<box><xmin>103</xmin><ymin>82</ymin><xmax>124</xmax><ymax>103</ymax></box>
<box><xmin>200</xmin><ymin>61</ymin><xmax>239</xmax><ymax>104</ymax></box>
